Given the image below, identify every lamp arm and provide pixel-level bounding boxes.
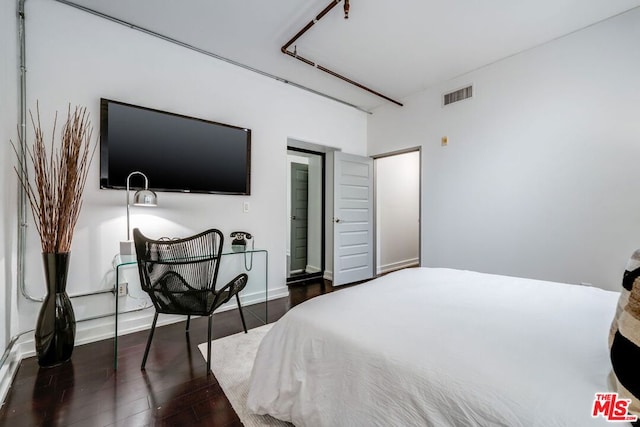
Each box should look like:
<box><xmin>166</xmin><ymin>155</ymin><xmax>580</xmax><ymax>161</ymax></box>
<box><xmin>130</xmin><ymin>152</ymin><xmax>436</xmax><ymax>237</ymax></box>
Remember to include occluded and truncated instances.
<box><xmin>126</xmin><ymin>188</ymin><xmax>130</xmax><ymax>241</ymax></box>
<box><xmin>125</xmin><ymin>171</ymin><xmax>149</xmax><ymax>241</ymax></box>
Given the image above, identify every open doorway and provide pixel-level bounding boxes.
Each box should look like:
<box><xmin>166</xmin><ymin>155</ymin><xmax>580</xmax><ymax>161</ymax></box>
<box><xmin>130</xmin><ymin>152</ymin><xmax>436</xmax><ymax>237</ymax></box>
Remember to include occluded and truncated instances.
<box><xmin>375</xmin><ymin>149</ymin><xmax>421</xmax><ymax>275</ymax></box>
<box><xmin>286</xmin><ymin>147</ymin><xmax>325</xmax><ymax>283</ymax></box>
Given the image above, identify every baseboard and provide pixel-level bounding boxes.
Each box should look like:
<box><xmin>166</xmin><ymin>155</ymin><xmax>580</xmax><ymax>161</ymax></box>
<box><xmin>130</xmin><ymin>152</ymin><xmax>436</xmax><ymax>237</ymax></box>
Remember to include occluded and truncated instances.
<box><xmin>262</xmin><ymin>285</ymin><xmax>290</xmax><ymax>301</ymax></box>
<box><xmin>305</xmin><ymin>265</ymin><xmax>321</xmax><ymax>274</ymax></box>
<box><xmin>14</xmin><ymin>309</ymin><xmax>188</xmax><ymax>363</ymax></box>
<box><xmin>323</xmin><ymin>261</ymin><xmax>418</xmax><ymax>283</ymax></box>
<box><xmin>0</xmin><ymin>346</ymin><xmax>21</xmax><ymax>407</ymax></box>
<box><xmin>3</xmin><ymin>285</ymin><xmax>291</xmax><ymax>396</ymax></box>
<box><xmin>377</xmin><ymin>258</ymin><xmax>419</xmax><ymax>275</ymax></box>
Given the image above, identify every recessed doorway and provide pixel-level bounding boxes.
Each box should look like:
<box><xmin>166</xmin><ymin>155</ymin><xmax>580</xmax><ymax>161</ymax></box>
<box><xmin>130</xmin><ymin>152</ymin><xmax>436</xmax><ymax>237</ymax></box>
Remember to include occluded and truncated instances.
<box><xmin>286</xmin><ymin>147</ymin><xmax>325</xmax><ymax>283</ymax></box>
<box><xmin>374</xmin><ymin>149</ymin><xmax>421</xmax><ymax>275</ymax></box>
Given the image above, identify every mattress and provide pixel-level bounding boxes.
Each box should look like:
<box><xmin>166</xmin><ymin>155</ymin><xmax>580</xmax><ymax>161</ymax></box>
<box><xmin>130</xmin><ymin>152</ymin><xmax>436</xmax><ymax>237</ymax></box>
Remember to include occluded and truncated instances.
<box><xmin>247</xmin><ymin>268</ymin><xmax>626</xmax><ymax>426</ymax></box>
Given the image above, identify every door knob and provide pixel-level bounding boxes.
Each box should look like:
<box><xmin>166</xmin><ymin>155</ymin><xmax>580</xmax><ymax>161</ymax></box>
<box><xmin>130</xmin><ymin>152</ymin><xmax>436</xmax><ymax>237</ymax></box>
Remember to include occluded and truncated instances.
<box><xmin>291</xmin><ymin>216</ymin><xmax>297</xmax><ymax>220</ymax></box>
<box><xmin>335</xmin><ymin>218</ymin><xmax>341</xmax><ymax>223</ymax></box>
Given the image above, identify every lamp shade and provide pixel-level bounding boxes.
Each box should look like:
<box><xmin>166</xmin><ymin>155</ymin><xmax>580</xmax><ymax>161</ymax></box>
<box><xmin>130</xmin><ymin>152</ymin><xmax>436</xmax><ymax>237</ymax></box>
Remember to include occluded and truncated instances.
<box><xmin>133</xmin><ymin>189</ymin><xmax>158</xmax><ymax>207</ymax></box>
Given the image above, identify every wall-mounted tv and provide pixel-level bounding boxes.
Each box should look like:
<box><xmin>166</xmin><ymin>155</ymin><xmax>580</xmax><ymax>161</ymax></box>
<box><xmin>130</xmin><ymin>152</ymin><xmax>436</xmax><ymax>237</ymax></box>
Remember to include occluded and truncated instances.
<box><xmin>100</xmin><ymin>98</ymin><xmax>251</xmax><ymax>195</ymax></box>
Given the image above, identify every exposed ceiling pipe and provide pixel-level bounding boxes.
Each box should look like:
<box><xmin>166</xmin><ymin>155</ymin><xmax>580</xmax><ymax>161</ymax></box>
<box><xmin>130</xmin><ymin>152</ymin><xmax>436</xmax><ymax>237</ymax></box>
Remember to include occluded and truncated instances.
<box><xmin>281</xmin><ymin>0</ymin><xmax>403</xmax><ymax>107</ymax></box>
<box><xmin>52</xmin><ymin>0</ymin><xmax>371</xmax><ymax>114</ymax></box>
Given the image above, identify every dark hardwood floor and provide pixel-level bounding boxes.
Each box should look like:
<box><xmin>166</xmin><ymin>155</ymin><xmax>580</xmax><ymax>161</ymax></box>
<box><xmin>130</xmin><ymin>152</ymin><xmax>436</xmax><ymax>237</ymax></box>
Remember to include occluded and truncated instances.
<box><xmin>0</xmin><ymin>279</ymin><xmax>339</xmax><ymax>427</ymax></box>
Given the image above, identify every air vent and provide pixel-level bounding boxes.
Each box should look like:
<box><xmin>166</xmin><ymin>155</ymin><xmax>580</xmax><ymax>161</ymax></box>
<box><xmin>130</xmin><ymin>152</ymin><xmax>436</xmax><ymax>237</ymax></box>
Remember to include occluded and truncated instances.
<box><xmin>443</xmin><ymin>85</ymin><xmax>473</xmax><ymax>106</ymax></box>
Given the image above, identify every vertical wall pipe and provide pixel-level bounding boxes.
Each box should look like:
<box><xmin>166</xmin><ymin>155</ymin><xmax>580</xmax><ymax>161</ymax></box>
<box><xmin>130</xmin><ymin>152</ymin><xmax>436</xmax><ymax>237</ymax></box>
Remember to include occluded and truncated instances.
<box><xmin>17</xmin><ymin>0</ymin><xmax>43</xmax><ymax>303</ymax></box>
<box><xmin>16</xmin><ymin>0</ymin><xmax>107</xmax><ymax>302</ymax></box>
<box><xmin>0</xmin><ymin>1</ymin><xmax>168</xmax><ymax>390</ymax></box>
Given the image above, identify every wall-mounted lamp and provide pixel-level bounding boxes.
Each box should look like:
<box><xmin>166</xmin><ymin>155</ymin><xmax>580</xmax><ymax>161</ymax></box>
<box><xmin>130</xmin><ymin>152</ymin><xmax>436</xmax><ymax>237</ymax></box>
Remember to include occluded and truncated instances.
<box><xmin>120</xmin><ymin>171</ymin><xmax>158</xmax><ymax>255</ymax></box>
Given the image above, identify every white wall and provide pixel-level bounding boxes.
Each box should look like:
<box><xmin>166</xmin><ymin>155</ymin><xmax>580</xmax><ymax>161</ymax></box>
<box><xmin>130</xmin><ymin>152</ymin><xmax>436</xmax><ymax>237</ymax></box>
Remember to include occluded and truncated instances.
<box><xmin>1</xmin><ymin>0</ymin><xmax>20</xmax><ymax>401</ymax></box>
<box><xmin>368</xmin><ymin>8</ymin><xmax>640</xmax><ymax>291</ymax></box>
<box><xmin>375</xmin><ymin>151</ymin><xmax>420</xmax><ymax>274</ymax></box>
<box><xmin>1</xmin><ymin>0</ymin><xmax>12</xmax><ymax>351</ymax></box>
<box><xmin>3</xmin><ymin>0</ymin><xmax>367</xmax><ymax>358</ymax></box>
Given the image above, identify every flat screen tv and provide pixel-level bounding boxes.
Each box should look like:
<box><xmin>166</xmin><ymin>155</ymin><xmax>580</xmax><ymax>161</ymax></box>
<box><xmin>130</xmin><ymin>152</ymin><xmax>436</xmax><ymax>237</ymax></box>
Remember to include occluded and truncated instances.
<box><xmin>100</xmin><ymin>98</ymin><xmax>251</xmax><ymax>195</ymax></box>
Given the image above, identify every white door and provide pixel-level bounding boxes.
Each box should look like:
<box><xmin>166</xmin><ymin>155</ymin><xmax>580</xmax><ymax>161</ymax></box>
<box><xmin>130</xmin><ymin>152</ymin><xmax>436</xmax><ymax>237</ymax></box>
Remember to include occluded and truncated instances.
<box><xmin>333</xmin><ymin>152</ymin><xmax>374</xmax><ymax>286</ymax></box>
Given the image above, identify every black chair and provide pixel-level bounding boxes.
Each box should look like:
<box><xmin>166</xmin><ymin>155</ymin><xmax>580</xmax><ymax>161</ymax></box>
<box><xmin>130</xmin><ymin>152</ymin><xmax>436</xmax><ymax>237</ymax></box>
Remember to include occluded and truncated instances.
<box><xmin>133</xmin><ymin>228</ymin><xmax>248</xmax><ymax>372</ymax></box>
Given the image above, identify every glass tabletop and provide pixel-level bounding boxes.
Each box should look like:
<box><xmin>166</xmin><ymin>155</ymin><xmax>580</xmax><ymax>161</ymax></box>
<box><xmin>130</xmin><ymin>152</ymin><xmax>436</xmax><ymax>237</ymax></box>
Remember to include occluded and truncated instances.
<box><xmin>112</xmin><ymin>246</ymin><xmax>268</xmax><ymax>369</ymax></box>
<box><xmin>114</xmin><ymin>245</ymin><xmax>267</xmax><ymax>266</ymax></box>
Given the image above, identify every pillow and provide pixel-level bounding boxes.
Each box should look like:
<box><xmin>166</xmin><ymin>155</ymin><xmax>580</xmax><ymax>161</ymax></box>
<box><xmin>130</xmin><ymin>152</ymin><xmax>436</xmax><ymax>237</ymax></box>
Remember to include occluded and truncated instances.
<box><xmin>609</xmin><ymin>250</ymin><xmax>640</xmax><ymax>345</ymax></box>
<box><xmin>609</xmin><ymin>249</ymin><xmax>640</xmax><ymax>418</ymax></box>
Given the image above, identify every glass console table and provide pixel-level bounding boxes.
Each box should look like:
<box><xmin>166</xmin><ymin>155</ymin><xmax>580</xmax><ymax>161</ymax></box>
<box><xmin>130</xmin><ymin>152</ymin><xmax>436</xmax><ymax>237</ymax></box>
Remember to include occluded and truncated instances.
<box><xmin>112</xmin><ymin>247</ymin><xmax>268</xmax><ymax>369</ymax></box>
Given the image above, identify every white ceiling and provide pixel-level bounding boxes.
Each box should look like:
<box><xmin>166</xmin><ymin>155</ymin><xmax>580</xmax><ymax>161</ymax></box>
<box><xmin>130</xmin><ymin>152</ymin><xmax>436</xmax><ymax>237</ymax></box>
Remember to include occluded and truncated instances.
<box><xmin>62</xmin><ymin>0</ymin><xmax>640</xmax><ymax>111</ymax></box>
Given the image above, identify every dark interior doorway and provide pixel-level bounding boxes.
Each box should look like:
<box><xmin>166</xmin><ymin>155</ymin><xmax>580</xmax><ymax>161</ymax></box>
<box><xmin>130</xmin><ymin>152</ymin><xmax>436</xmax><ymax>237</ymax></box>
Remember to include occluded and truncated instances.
<box><xmin>287</xmin><ymin>147</ymin><xmax>325</xmax><ymax>284</ymax></box>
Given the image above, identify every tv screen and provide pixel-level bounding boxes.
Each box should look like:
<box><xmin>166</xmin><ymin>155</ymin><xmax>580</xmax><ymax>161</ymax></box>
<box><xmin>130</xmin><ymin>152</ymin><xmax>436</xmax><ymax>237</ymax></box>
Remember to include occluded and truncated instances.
<box><xmin>100</xmin><ymin>99</ymin><xmax>251</xmax><ymax>195</ymax></box>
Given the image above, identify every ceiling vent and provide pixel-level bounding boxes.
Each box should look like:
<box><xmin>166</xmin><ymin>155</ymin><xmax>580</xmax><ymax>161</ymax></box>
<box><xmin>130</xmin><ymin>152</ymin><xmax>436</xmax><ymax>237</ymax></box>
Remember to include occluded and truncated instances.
<box><xmin>443</xmin><ymin>85</ymin><xmax>473</xmax><ymax>106</ymax></box>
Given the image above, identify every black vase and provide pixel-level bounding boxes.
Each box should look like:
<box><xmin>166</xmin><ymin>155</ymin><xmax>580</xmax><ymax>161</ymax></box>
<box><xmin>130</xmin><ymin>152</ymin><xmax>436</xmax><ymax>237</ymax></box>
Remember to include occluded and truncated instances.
<box><xmin>35</xmin><ymin>252</ymin><xmax>76</xmax><ymax>367</ymax></box>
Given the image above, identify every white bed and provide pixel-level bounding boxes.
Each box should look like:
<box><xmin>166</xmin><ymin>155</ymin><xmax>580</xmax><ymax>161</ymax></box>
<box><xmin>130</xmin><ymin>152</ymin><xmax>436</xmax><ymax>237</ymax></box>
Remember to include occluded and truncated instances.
<box><xmin>246</xmin><ymin>268</ymin><xmax>627</xmax><ymax>427</ymax></box>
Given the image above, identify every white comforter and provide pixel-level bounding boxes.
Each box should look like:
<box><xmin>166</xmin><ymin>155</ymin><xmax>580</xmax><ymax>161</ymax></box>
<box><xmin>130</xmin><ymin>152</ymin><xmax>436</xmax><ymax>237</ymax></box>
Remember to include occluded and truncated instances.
<box><xmin>247</xmin><ymin>268</ymin><xmax>623</xmax><ymax>426</ymax></box>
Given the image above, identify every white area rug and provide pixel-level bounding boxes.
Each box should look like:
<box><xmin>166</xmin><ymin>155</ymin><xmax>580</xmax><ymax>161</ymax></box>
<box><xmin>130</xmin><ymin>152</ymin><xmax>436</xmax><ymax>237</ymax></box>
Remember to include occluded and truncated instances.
<box><xmin>197</xmin><ymin>324</ymin><xmax>292</xmax><ymax>427</ymax></box>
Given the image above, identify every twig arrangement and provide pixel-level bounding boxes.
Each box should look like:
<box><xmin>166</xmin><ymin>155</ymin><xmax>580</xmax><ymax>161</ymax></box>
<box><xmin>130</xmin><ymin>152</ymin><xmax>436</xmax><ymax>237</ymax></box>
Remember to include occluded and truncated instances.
<box><xmin>12</xmin><ymin>103</ymin><xmax>96</xmax><ymax>253</ymax></box>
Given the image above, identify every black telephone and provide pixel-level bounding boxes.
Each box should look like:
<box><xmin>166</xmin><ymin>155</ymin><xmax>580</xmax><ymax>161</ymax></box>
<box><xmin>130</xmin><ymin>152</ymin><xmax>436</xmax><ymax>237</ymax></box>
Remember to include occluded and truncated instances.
<box><xmin>230</xmin><ymin>231</ymin><xmax>252</xmax><ymax>251</ymax></box>
<box><xmin>230</xmin><ymin>231</ymin><xmax>254</xmax><ymax>270</ymax></box>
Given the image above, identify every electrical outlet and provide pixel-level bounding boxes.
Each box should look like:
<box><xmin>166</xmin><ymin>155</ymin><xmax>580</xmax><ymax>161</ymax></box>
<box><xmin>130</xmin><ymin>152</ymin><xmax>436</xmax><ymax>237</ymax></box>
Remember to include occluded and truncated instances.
<box><xmin>118</xmin><ymin>282</ymin><xmax>128</xmax><ymax>297</ymax></box>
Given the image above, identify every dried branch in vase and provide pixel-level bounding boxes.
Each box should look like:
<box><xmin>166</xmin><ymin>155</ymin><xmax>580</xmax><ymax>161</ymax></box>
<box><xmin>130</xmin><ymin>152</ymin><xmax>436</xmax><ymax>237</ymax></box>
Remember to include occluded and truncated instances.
<box><xmin>12</xmin><ymin>103</ymin><xmax>96</xmax><ymax>254</ymax></box>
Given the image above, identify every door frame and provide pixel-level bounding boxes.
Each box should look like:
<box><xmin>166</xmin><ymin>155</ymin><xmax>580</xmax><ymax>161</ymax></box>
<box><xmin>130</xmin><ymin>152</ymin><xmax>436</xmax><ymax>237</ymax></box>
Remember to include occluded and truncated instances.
<box><xmin>286</xmin><ymin>146</ymin><xmax>326</xmax><ymax>284</ymax></box>
<box><xmin>372</xmin><ymin>146</ymin><xmax>422</xmax><ymax>274</ymax></box>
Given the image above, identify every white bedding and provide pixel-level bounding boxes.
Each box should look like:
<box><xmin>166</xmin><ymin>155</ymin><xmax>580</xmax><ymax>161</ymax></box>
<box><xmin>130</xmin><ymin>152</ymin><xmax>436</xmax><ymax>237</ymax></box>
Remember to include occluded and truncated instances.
<box><xmin>247</xmin><ymin>268</ymin><xmax>624</xmax><ymax>426</ymax></box>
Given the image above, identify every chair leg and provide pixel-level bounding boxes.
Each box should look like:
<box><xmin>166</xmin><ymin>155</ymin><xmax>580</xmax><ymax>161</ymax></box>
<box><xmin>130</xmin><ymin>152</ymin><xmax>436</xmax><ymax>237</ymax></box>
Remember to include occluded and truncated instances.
<box><xmin>207</xmin><ymin>314</ymin><xmax>213</xmax><ymax>374</ymax></box>
<box><xmin>236</xmin><ymin>294</ymin><xmax>248</xmax><ymax>333</ymax></box>
<box><xmin>185</xmin><ymin>315</ymin><xmax>191</xmax><ymax>332</ymax></box>
<box><xmin>141</xmin><ymin>312</ymin><xmax>159</xmax><ymax>370</ymax></box>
